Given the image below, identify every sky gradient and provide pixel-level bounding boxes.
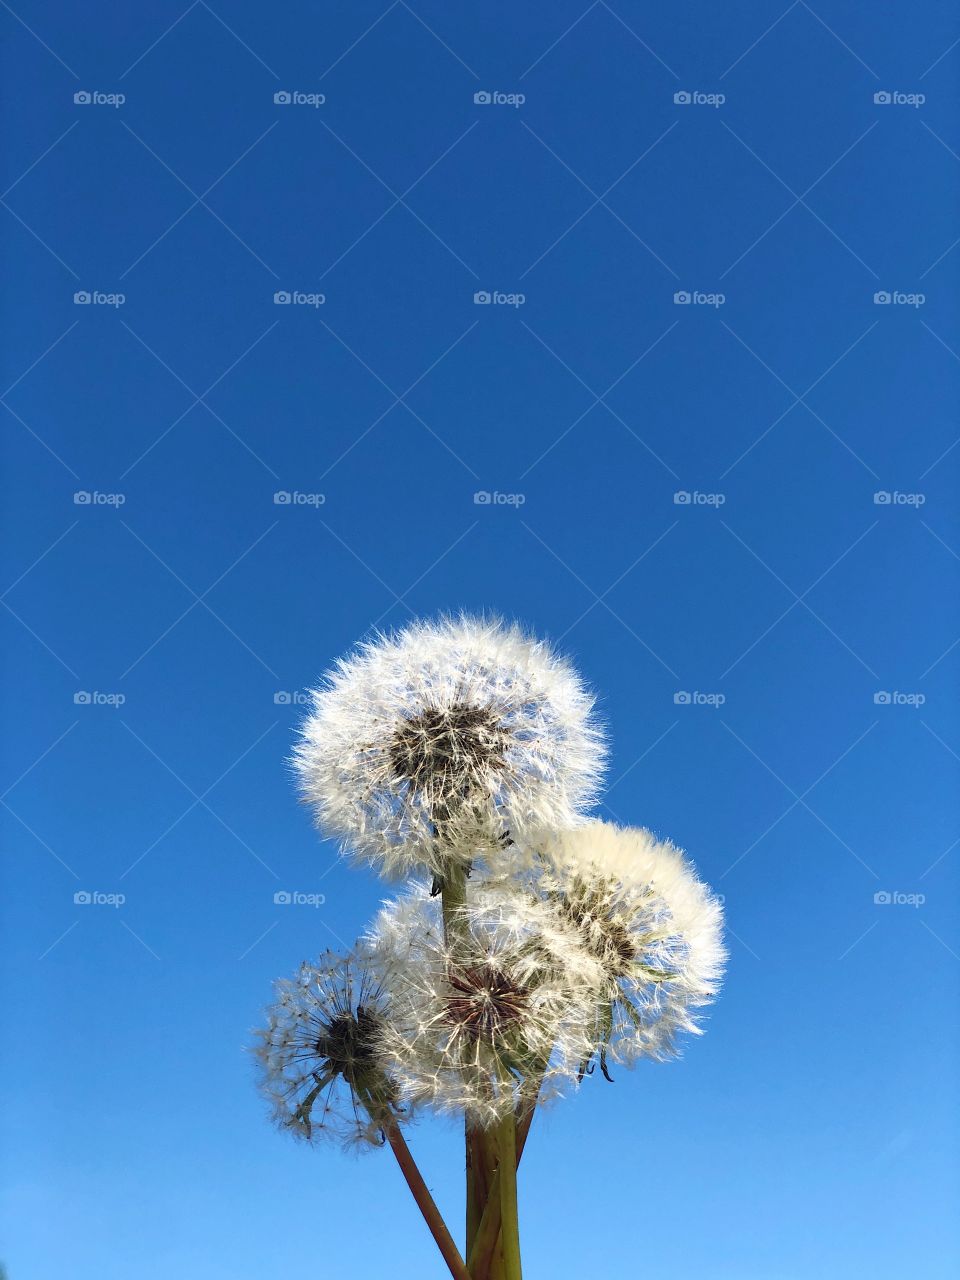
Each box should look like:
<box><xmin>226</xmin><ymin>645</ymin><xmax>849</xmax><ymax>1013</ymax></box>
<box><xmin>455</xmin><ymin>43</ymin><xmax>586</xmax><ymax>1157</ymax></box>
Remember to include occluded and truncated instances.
<box><xmin>2</xmin><ymin>3</ymin><xmax>959</xmax><ymax>1277</ymax></box>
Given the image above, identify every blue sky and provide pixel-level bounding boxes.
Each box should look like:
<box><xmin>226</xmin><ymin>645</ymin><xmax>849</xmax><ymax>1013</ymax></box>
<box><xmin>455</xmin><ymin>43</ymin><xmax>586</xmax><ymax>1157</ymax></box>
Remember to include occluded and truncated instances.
<box><xmin>1</xmin><ymin>3</ymin><xmax>959</xmax><ymax>1277</ymax></box>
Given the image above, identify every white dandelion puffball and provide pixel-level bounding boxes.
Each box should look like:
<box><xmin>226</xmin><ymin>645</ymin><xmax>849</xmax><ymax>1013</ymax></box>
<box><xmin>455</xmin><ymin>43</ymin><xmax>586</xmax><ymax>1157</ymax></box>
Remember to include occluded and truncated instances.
<box><xmin>533</xmin><ymin>821</ymin><xmax>726</xmax><ymax>1072</ymax></box>
<box><xmin>254</xmin><ymin>947</ymin><xmax>405</xmax><ymax>1149</ymax></box>
<box><xmin>370</xmin><ymin>880</ymin><xmax>602</xmax><ymax>1127</ymax></box>
<box><xmin>293</xmin><ymin>616</ymin><xmax>606</xmax><ymax>877</ymax></box>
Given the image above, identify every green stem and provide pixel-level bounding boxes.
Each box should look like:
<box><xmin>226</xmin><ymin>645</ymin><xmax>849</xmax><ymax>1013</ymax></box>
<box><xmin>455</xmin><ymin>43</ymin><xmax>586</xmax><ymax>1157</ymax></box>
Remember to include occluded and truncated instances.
<box><xmin>467</xmin><ymin>1077</ymin><xmax>540</xmax><ymax>1279</ymax></box>
<box><xmin>440</xmin><ymin>860</ymin><xmax>468</xmax><ymax>947</ymax></box>
<box><xmin>496</xmin><ymin>1110</ymin><xmax>522</xmax><ymax>1280</ymax></box>
<box><xmin>467</xmin><ymin>1166</ymin><xmax>501</xmax><ymax>1279</ymax></box>
<box><xmin>489</xmin><ymin>1237</ymin><xmax>506</xmax><ymax>1280</ymax></box>
<box><xmin>466</xmin><ymin>1118</ymin><xmax>485</xmax><ymax>1256</ymax></box>
<box><xmin>439</xmin><ymin>862</ymin><xmax>477</xmax><ymax>1257</ymax></box>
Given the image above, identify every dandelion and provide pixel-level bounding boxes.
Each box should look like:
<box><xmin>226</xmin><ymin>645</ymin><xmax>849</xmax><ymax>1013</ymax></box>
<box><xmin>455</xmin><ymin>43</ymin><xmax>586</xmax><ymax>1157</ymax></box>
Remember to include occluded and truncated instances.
<box><xmin>532</xmin><ymin>821</ymin><xmax>726</xmax><ymax>1076</ymax></box>
<box><xmin>371</xmin><ymin>879</ymin><xmax>601</xmax><ymax>1127</ymax></box>
<box><xmin>257</xmin><ymin>619</ymin><xmax>726</xmax><ymax>1280</ymax></box>
<box><xmin>292</xmin><ymin>616</ymin><xmax>605</xmax><ymax>878</ymax></box>
<box><xmin>256</xmin><ymin>946</ymin><xmax>476</xmax><ymax>1280</ymax></box>
<box><xmin>254</xmin><ymin>947</ymin><xmax>401</xmax><ymax>1148</ymax></box>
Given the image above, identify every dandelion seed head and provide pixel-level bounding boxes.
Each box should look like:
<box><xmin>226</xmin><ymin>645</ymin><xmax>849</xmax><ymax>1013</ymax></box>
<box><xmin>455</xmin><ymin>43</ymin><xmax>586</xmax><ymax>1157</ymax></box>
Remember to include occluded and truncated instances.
<box><xmin>370</xmin><ymin>879</ymin><xmax>602</xmax><ymax>1126</ymax></box>
<box><xmin>253</xmin><ymin>947</ymin><xmax>404</xmax><ymax>1149</ymax></box>
<box><xmin>534</xmin><ymin>821</ymin><xmax>726</xmax><ymax>1069</ymax></box>
<box><xmin>292</xmin><ymin>616</ymin><xmax>606</xmax><ymax>878</ymax></box>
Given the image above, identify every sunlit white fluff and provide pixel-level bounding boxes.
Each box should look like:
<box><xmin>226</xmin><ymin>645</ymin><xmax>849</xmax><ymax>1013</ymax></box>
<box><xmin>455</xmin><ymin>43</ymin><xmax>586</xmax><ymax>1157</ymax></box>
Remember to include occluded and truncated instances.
<box><xmin>253</xmin><ymin>947</ymin><xmax>406</xmax><ymax>1149</ymax></box>
<box><xmin>293</xmin><ymin>616</ymin><xmax>606</xmax><ymax>878</ymax></box>
<box><xmin>531</xmin><ymin>821</ymin><xmax>725</xmax><ymax>1072</ymax></box>
<box><xmin>370</xmin><ymin>879</ymin><xmax>602</xmax><ymax>1126</ymax></box>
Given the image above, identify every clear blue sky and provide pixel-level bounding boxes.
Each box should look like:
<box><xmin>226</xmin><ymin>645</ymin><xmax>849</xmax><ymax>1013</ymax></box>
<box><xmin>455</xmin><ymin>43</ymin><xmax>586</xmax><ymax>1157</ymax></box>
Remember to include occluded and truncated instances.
<box><xmin>2</xmin><ymin>3</ymin><xmax>959</xmax><ymax>1277</ymax></box>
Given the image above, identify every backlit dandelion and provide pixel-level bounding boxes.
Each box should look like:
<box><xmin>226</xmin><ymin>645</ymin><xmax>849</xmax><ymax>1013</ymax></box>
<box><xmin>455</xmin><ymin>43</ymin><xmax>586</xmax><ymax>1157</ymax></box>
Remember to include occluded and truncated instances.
<box><xmin>256</xmin><ymin>617</ymin><xmax>725</xmax><ymax>1280</ymax></box>
<box><xmin>292</xmin><ymin>616</ymin><xmax>606</xmax><ymax>878</ymax></box>
<box><xmin>533</xmin><ymin>821</ymin><xmax>726</xmax><ymax>1075</ymax></box>
<box><xmin>371</xmin><ymin>880</ymin><xmax>601</xmax><ymax>1126</ymax></box>
<box><xmin>254</xmin><ymin>947</ymin><xmax>402</xmax><ymax>1148</ymax></box>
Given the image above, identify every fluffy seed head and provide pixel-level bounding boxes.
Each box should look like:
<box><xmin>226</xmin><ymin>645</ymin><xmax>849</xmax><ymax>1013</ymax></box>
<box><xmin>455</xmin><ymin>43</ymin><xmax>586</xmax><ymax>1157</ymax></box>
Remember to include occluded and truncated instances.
<box><xmin>533</xmin><ymin>821</ymin><xmax>725</xmax><ymax>1070</ymax></box>
<box><xmin>370</xmin><ymin>879</ymin><xmax>602</xmax><ymax>1126</ymax></box>
<box><xmin>293</xmin><ymin>616</ymin><xmax>606</xmax><ymax>877</ymax></box>
<box><xmin>253</xmin><ymin>947</ymin><xmax>403</xmax><ymax>1149</ymax></box>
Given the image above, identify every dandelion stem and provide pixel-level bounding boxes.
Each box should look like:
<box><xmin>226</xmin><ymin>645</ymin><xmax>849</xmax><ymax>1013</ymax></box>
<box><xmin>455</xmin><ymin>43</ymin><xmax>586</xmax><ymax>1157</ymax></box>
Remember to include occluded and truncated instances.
<box><xmin>466</xmin><ymin>1119</ymin><xmax>489</xmax><ymax>1256</ymax></box>
<box><xmin>496</xmin><ymin>1110</ymin><xmax>522</xmax><ymax>1280</ymax></box>
<box><xmin>481</xmin><ymin>1127</ymin><xmax>506</xmax><ymax>1280</ymax></box>
<box><xmin>440</xmin><ymin>860</ymin><xmax>468</xmax><ymax>947</ymax></box>
<box><xmin>467</xmin><ymin>1164</ymin><xmax>502</xmax><ymax>1279</ymax></box>
<box><xmin>438</xmin><ymin>860</ymin><xmax>485</xmax><ymax>1260</ymax></box>
<box><xmin>468</xmin><ymin>1076</ymin><xmax>540</xmax><ymax>1279</ymax></box>
<box><xmin>382</xmin><ymin>1114</ymin><xmax>473</xmax><ymax>1280</ymax></box>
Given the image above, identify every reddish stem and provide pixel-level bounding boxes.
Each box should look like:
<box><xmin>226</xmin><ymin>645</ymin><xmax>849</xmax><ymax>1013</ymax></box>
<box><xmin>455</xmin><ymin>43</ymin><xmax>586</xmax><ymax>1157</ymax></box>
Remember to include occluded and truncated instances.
<box><xmin>383</xmin><ymin>1117</ymin><xmax>472</xmax><ymax>1280</ymax></box>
